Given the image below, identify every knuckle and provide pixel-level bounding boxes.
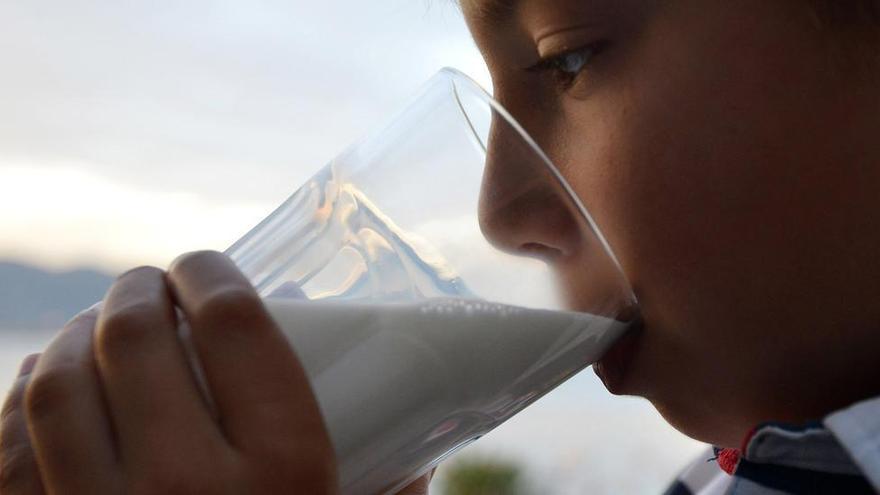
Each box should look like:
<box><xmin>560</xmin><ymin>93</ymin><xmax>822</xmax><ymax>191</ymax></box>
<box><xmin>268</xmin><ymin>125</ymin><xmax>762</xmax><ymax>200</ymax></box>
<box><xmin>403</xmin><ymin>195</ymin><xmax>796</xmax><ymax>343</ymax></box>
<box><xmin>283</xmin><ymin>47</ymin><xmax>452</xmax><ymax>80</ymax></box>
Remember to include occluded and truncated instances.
<box><xmin>169</xmin><ymin>250</ymin><xmax>224</xmax><ymax>276</ymax></box>
<box><xmin>64</xmin><ymin>306</ymin><xmax>99</xmax><ymax>331</ymax></box>
<box><xmin>97</xmin><ymin>302</ymin><xmax>158</xmax><ymax>357</ymax></box>
<box><xmin>24</xmin><ymin>367</ymin><xmax>79</xmax><ymax>423</ymax></box>
<box><xmin>116</xmin><ymin>265</ymin><xmax>163</xmax><ymax>283</ymax></box>
<box><xmin>194</xmin><ymin>287</ymin><xmax>265</xmax><ymax>328</ymax></box>
<box><xmin>0</xmin><ymin>378</ymin><xmax>28</xmax><ymax>421</ymax></box>
<box><xmin>0</xmin><ymin>445</ymin><xmax>38</xmax><ymax>493</ymax></box>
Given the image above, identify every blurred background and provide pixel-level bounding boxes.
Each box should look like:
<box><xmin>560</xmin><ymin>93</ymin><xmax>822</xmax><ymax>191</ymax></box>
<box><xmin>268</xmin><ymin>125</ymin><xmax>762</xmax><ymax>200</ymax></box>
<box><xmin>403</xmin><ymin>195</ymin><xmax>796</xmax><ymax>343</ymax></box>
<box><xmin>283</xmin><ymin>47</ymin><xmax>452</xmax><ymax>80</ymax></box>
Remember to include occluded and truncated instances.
<box><xmin>0</xmin><ymin>1</ymin><xmax>705</xmax><ymax>492</ymax></box>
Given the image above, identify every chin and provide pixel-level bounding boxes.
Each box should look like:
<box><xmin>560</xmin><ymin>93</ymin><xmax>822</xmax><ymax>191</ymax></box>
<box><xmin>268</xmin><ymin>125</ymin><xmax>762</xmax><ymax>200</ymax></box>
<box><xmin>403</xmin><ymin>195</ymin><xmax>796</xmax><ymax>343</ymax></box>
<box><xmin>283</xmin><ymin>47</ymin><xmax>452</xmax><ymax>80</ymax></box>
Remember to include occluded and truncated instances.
<box><xmin>650</xmin><ymin>398</ymin><xmax>753</xmax><ymax>448</ymax></box>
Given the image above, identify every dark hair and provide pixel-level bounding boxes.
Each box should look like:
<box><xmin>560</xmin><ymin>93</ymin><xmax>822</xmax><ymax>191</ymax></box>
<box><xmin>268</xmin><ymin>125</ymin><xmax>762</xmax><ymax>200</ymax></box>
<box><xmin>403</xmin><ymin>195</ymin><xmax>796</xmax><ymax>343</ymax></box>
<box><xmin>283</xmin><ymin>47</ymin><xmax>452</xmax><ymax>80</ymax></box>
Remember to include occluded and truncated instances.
<box><xmin>810</xmin><ymin>0</ymin><xmax>880</xmax><ymax>26</ymax></box>
<box><xmin>807</xmin><ymin>0</ymin><xmax>880</xmax><ymax>74</ymax></box>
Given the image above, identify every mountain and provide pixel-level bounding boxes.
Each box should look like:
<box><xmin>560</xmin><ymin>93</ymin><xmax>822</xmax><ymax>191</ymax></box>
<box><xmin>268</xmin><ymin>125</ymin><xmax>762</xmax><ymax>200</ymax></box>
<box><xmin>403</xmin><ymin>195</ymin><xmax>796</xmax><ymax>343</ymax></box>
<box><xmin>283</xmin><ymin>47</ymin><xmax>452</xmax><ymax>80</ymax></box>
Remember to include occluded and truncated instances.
<box><xmin>0</xmin><ymin>262</ymin><xmax>115</xmax><ymax>330</ymax></box>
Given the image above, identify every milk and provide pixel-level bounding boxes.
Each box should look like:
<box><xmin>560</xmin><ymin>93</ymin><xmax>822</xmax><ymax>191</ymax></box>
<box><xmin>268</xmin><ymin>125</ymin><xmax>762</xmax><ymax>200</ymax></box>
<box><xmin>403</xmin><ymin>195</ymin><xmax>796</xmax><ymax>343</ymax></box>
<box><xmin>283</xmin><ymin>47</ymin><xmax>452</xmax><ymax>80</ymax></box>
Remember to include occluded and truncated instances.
<box><xmin>218</xmin><ymin>163</ymin><xmax>633</xmax><ymax>493</ymax></box>
<box><xmin>260</xmin><ymin>296</ymin><xmax>629</xmax><ymax>494</ymax></box>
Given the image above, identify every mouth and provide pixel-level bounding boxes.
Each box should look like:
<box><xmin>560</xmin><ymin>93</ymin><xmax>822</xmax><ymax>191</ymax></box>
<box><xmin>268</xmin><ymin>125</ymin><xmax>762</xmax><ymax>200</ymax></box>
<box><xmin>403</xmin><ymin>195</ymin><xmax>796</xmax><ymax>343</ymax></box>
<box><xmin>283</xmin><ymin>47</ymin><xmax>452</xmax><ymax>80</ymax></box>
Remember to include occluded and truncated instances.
<box><xmin>593</xmin><ymin>317</ymin><xmax>644</xmax><ymax>394</ymax></box>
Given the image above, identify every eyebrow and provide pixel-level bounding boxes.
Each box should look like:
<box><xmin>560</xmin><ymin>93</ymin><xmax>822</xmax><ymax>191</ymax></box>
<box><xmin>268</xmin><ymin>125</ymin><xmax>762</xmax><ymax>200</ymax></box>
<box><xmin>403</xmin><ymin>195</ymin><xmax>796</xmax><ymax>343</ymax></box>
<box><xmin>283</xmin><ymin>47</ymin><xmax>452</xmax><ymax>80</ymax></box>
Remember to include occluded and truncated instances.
<box><xmin>462</xmin><ymin>0</ymin><xmax>520</xmax><ymax>25</ymax></box>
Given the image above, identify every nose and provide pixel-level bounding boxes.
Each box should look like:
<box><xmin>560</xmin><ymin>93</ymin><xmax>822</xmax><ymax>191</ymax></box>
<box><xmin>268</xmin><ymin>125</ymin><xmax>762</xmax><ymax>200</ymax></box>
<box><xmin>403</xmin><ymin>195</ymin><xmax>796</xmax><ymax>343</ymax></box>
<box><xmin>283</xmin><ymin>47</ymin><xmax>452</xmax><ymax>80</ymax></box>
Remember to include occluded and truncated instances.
<box><xmin>477</xmin><ymin>115</ymin><xmax>583</xmax><ymax>262</ymax></box>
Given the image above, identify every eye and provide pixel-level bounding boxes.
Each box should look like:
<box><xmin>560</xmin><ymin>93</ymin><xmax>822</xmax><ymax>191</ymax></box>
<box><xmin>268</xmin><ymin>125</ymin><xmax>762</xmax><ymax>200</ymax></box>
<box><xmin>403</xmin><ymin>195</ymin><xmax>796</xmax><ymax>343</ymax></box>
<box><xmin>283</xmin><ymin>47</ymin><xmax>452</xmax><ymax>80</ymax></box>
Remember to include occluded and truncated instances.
<box><xmin>528</xmin><ymin>41</ymin><xmax>609</xmax><ymax>91</ymax></box>
<box><xmin>555</xmin><ymin>50</ymin><xmax>591</xmax><ymax>74</ymax></box>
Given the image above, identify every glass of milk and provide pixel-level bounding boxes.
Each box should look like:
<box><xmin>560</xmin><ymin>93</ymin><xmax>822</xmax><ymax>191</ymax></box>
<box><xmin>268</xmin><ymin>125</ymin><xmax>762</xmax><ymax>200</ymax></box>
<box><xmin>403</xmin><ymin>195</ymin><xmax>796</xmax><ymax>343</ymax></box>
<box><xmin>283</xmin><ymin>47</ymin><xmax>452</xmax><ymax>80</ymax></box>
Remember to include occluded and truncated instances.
<box><xmin>218</xmin><ymin>68</ymin><xmax>639</xmax><ymax>494</ymax></box>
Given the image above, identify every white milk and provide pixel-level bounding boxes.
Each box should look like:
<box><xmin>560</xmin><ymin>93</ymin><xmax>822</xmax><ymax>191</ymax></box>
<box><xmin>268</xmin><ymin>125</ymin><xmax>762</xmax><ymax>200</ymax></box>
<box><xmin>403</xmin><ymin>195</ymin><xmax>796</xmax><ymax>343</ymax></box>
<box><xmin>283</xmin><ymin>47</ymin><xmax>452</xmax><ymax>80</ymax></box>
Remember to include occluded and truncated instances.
<box><xmin>258</xmin><ymin>296</ymin><xmax>630</xmax><ymax>494</ymax></box>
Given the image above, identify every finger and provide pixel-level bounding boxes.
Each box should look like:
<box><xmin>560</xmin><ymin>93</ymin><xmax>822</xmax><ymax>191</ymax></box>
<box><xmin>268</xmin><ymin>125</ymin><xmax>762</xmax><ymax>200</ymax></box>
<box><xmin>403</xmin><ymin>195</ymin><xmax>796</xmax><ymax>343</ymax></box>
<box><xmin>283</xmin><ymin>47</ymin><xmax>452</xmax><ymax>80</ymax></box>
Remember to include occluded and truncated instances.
<box><xmin>166</xmin><ymin>252</ymin><xmax>333</xmax><ymax>465</ymax></box>
<box><xmin>94</xmin><ymin>266</ymin><xmax>228</xmax><ymax>466</ymax></box>
<box><xmin>0</xmin><ymin>355</ymin><xmax>45</xmax><ymax>495</ymax></box>
<box><xmin>395</xmin><ymin>470</ymin><xmax>436</xmax><ymax>495</ymax></box>
<box><xmin>25</xmin><ymin>309</ymin><xmax>119</xmax><ymax>495</ymax></box>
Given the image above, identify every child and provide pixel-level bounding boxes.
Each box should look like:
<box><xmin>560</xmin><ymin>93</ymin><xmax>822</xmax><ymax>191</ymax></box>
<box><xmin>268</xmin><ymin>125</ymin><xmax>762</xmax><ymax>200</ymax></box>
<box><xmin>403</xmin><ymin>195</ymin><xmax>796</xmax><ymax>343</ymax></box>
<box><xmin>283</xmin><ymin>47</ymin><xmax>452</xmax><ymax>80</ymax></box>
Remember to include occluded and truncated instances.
<box><xmin>2</xmin><ymin>1</ymin><xmax>879</xmax><ymax>493</ymax></box>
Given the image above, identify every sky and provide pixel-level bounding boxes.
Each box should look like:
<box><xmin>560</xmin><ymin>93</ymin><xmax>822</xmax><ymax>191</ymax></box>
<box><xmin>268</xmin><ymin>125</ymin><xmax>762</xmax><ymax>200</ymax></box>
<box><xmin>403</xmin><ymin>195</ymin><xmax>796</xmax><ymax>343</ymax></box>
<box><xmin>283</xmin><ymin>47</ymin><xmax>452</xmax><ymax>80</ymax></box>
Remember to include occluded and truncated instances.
<box><xmin>0</xmin><ymin>0</ymin><xmax>490</xmax><ymax>272</ymax></box>
<box><xmin>0</xmin><ymin>2</ymin><xmax>707</xmax><ymax>491</ymax></box>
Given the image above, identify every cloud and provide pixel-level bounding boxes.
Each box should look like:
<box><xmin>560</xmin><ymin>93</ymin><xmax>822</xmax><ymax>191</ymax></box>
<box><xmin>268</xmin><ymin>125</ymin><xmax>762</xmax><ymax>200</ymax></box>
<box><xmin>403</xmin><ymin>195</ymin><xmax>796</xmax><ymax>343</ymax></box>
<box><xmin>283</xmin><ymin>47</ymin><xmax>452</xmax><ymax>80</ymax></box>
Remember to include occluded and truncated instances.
<box><xmin>0</xmin><ymin>0</ymin><xmax>489</xmax><ymax>270</ymax></box>
<box><xmin>0</xmin><ymin>164</ymin><xmax>267</xmax><ymax>270</ymax></box>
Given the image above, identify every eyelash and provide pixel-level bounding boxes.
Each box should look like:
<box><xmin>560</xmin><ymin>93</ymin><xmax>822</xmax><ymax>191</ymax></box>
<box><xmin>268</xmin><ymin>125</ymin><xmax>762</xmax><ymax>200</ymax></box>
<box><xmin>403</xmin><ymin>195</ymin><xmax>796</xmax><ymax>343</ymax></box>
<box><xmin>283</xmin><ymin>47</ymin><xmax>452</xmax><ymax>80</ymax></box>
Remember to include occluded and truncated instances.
<box><xmin>528</xmin><ymin>40</ymin><xmax>609</xmax><ymax>91</ymax></box>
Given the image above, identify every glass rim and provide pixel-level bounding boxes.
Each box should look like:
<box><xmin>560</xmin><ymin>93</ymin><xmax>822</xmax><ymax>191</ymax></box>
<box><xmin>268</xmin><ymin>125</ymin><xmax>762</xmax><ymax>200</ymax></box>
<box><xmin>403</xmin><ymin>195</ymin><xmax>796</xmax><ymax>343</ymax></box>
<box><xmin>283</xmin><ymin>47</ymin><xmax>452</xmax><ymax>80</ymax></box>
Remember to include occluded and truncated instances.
<box><xmin>439</xmin><ymin>66</ymin><xmax>638</xmax><ymax>306</ymax></box>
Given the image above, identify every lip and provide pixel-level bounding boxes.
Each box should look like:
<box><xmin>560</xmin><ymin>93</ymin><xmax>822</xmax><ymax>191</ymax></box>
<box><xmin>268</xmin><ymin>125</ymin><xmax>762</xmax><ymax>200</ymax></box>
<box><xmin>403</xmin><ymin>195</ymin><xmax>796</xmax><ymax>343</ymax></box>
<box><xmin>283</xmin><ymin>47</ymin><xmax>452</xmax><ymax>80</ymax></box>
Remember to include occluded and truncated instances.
<box><xmin>594</xmin><ymin>317</ymin><xmax>644</xmax><ymax>394</ymax></box>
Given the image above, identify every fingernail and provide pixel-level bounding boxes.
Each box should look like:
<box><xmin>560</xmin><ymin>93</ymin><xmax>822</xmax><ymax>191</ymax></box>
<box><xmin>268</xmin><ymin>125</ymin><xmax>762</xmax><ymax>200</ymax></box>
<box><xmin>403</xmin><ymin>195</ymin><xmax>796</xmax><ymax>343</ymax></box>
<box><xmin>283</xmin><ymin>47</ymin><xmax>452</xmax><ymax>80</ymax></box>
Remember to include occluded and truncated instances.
<box><xmin>18</xmin><ymin>354</ymin><xmax>40</xmax><ymax>377</ymax></box>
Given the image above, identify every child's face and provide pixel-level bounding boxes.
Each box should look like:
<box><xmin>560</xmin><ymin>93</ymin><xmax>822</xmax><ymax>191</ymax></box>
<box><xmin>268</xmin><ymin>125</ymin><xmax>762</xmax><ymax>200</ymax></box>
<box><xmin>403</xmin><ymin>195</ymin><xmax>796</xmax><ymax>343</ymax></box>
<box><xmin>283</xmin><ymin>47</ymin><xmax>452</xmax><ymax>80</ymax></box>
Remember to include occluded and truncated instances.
<box><xmin>465</xmin><ymin>0</ymin><xmax>880</xmax><ymax>446</ymax></box>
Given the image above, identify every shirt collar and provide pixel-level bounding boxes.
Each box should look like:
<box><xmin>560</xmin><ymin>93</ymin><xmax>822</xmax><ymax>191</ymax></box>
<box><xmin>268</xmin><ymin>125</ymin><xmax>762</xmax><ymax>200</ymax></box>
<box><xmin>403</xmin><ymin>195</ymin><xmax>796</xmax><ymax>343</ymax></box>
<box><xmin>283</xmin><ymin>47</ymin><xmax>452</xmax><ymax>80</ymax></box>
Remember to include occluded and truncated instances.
<box><xmin>716</xmin><ymin>395</ymin><xmax>880</xmax><ymax>491</ymax></box>
<box><xmin>743</xmin><ymin>421</ymin><xmax>862</xmax><ymax>475</ymax></box>
<box><xmin>824</xmin><ymin>395</ymin><xmax>880</xmax><ymax>491</ymax></box>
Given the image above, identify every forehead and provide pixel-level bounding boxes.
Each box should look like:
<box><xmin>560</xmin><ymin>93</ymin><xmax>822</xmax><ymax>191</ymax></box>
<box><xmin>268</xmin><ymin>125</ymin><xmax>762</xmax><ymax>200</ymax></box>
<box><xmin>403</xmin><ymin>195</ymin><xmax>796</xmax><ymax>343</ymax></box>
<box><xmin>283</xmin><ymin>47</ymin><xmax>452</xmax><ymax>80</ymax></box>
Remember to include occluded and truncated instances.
<box><xmin>463</xmin><ymin>0</ymin><xmax>615</xmax><ymax>32</ymax></box>
<box><xmin>461</xmin><ymin>0</ymin><xmax>519</xmax><ymax>25</ymax></box>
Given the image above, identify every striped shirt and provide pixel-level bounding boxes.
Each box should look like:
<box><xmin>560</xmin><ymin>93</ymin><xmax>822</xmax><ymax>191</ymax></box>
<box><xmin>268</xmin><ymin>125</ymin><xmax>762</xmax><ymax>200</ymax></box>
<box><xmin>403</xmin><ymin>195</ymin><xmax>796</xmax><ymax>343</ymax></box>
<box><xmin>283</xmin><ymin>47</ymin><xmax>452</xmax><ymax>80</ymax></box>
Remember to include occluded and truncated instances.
<box><xmin>664</xmin><ymin>395</ymin><xmax>880</xmax><ymax>494</ymax></box>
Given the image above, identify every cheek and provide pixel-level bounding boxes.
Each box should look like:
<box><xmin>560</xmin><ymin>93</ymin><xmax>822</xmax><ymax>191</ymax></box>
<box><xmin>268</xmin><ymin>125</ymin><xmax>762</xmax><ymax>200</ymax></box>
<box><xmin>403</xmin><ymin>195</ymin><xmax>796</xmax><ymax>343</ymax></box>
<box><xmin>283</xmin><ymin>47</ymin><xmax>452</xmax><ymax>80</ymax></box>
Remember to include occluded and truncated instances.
<box><xmin>553</xmin><ymin>5</ymin><xmax>828</xmax><ymax>346</ymax></box>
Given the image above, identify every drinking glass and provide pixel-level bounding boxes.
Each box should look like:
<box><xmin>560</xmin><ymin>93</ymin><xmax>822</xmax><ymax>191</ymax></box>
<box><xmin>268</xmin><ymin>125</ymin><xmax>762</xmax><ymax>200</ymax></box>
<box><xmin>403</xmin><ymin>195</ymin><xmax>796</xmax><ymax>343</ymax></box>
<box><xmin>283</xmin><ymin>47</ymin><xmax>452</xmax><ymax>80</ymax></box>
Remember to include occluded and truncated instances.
<box><xmin>221</xmin><ymin>67</ymin><xmax>639</xmax><ymax>494</ymax></box>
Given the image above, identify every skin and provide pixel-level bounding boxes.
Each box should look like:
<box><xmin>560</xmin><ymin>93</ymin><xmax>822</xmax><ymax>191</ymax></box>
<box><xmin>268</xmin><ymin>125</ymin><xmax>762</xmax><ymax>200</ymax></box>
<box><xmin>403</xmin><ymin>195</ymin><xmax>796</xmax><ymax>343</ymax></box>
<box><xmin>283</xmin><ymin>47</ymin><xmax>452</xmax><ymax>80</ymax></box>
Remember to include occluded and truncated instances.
<box><xmin>466</xmin><ymin>0</ymin><xmax>880</xmax><ymax>447</ymax></box>
<box><xmin>2</xmin><ymin>0</ymin><xmax>880</xmax><ymax>492</ymax></box>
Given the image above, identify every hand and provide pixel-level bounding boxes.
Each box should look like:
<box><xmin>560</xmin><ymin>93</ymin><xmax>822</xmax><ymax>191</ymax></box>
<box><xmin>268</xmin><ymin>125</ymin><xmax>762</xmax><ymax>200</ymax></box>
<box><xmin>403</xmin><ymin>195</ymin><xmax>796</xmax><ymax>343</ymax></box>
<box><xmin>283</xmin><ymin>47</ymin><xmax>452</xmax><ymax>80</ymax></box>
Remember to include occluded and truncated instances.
<box><xmin>395</xmin><ymin>471</ymin><xmax>435</xmax><ymax>495</ymax></box>
<box><xmin>1</xmin><ymin>251</ymin><xmax>338</xmax><ymax>494</ymax></box>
